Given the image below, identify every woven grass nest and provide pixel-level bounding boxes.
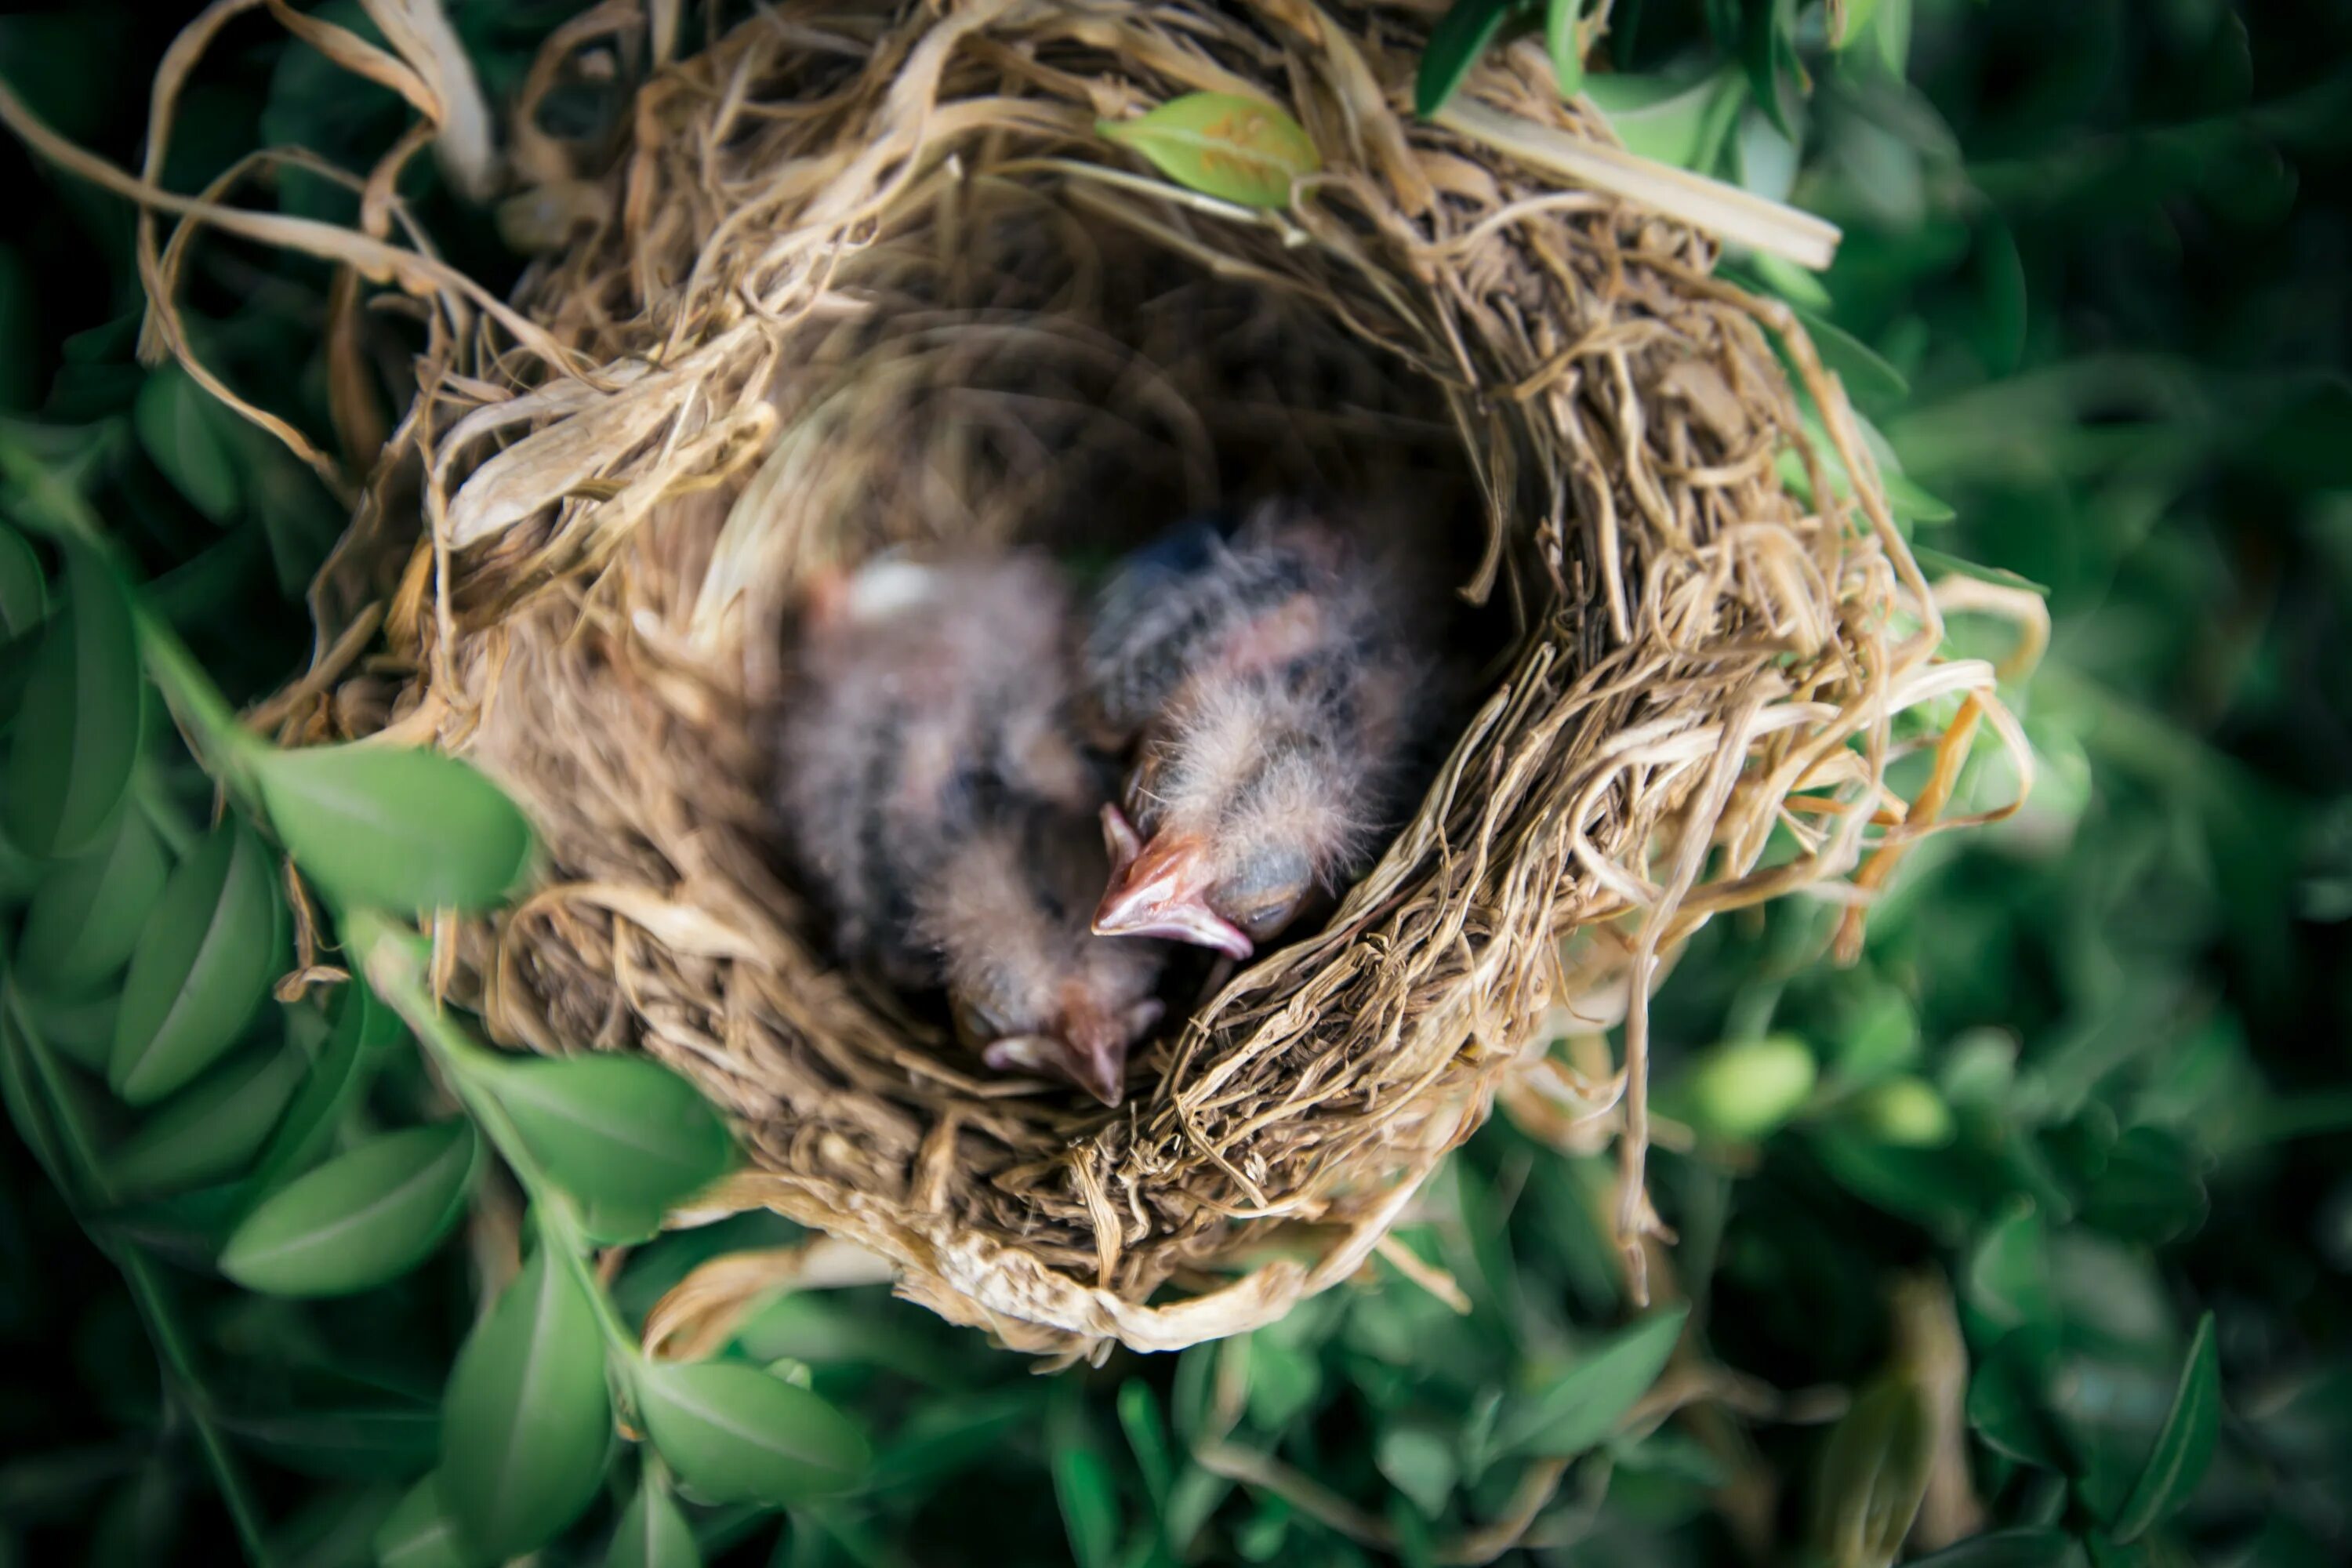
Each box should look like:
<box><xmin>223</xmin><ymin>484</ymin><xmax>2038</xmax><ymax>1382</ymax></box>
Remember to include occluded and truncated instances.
<box><xmin>234</xmin><ymin>0</ymin><xmax>2027</xmax><ymax>1362</ymax></box>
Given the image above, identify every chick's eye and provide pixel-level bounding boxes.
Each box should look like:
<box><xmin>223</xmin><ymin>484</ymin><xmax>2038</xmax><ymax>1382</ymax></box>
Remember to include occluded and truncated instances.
<box><xmin>1218</xmin><ymin>855</ymin><xmax>1311</xmax><ymax>941</ymax></box>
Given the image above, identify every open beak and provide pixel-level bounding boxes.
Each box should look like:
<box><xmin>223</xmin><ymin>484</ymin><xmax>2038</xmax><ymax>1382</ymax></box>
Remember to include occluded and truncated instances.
<box><xmin>1100</xmin><ymin>801</ymin><xmax>1145</xmax><ymax>875</ymax></box>
<box><xmin>1091</xmin><ymin>828</ymin><xmax>1254</xmax><ymax>959</ymax></box>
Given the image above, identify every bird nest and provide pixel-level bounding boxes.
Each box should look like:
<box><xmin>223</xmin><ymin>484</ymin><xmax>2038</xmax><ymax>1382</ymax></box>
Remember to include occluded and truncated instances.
<box><xmin>211</xmin><ymin>0</ymin><xmax>2024</xmax><ymax>1360</ymax></box>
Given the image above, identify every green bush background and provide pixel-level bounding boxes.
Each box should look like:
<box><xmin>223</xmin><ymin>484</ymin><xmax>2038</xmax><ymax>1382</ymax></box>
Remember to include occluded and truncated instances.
<box><xmin>2</xmin><ymin>2</ymin><xmax>2349</xmax><ymax>1565</ymax></box>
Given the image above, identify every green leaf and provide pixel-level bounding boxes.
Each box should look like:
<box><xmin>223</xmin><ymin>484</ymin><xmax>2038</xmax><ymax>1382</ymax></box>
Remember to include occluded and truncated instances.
<box><xmin>1978</xmin><ymin>216</ymin><xmax>2028</xmax><ymax>378</ymax></box>
<box><xmin>219</xmin><ymin>1120</ymin><xmax>477</xmax><ymax>1296</ymax></box>
<box><xmin>1967</xmin><ymin>1201</ymin><xmax>2053</xmax><ymax>1330</ymax></box>
<box><xmin>1670</xmin><ymin>1034</ymin><xmax>1817</xmax><ymax>1140</ymax></box>
<box><xmin>1965</xmin><ymin>1325</ymin><xmax>2070</xmax><ymax>1472</ymax></box>
<box><xmin>2080</xmin><ymin>1127</ymin><xmax>2209</xmax><ymax>1245</ymax></box>
<box><xmin>1495</xmin><ymin>1304</ymin><xmax>1688</xmax><ymax>1457</ymax></box>
<box><xmin>1813</xmin><ymin>1374</ymin><xmax>1935</xmax><ymax>1568</ymax></box>
<box><xmin>1544</xmin><ymin>0</ymin><xmax>1584</xmax><ymax>97</ymax></box>
<box><xmin>111</xmin><ymin>818</ymin><xmax>285</xmax><ymax>1105</ymax></box>
<box><xmin>1777</xmin><ymin>411</ymin><xmax>1957</xmax><ymax>527</ymax></box>
<box><xmin>2</xmin><ymin>998</ymin><xmax>72</xmax><ymax>1192</ymax></box>
<box><xmin>1098</xmin><ymin>93</ymin><xmax>1321</xmax><ymax>209</ymax></box>
<box><xmin>244</xmin><ymin>982</ymin><xmax>392</xmax><ymax>1197</ymax></box>
<box><xmin>0</xmin><ymin>521</ymin><xmax>43</xmax><ymax>641</ymax></box>
<box><xmin>372</xmin><ymin>1473</ymin><xmax>481</xmax><ymax>1568</ymax></box>
<box><xmin>15</xmin><ymin>808</ymin><xmax>169</xmax><ymax>995</ymax></box>
<box><xmin>441</xmin><ymin>1244</ymin><xmax>613</xmax><ymax>1559</ymax></box>
<box><xmin>2</xmin><ymin>544</ymin><xmax>140</xmax><ymax>860</ymax></box>
<box><xmin>1243</xmin><ymin>1338</ymin><xmax>1322</xmax><ymax>1431</ymax></box>
<box><xmin>1910</xmin><ymin>1528</ymin><xmax>2084</xmax><ymax>1568</ymax></box>
<box><xmin>256</xmin><ymin>744</ymin><xmax>534</xmax><ymax>913</ymax></box>
<box><xmin>578</xmin><ymin>1192</ymin><xmax>670</xmax><ymax>1247</ymax></box>
<box><xmin>1741</xmin><ymin>0</ymin><xmax>1805</xmax><ymax>140</ymax></box>
<box><xmin>1051</xmin><ymin>1443</ymin><xmax>1121</xmax><ymax>1568</ymax></box>
<box><xmin>1116</xmin><ymin>1380</ymin><xmax>1174</xmax><ymax>1507</ymax></box>
<box><xmin>607</xmin><ymin>1469</ymin><xmax>700</xmax><ymax>1568</ymax></box>
<box><xmin>1832</xmin><ymin>0</ymin><xmax>1884</xmax><ymax>49</ymax></box>
<box><xmin>19</xmin><ymin>987</ymin><xmax>117</xmax><ymax>1073</ymax></box>
<box><xmin>1907</xmin><ymin>545</ymin><xmax>2046</xmax><ymax>595</ymax></box>
<box><xmin>1584</xmin><ymin>66</ymin><xmax>1745</xmax><ymax>169</ymax></box>
<box><xmin>487</xmin><ymin>1053</ymin><xmax>734</xmax><ymax>1210</ymax></box>
<box><xmin>1376</xmin><ymin>1423</ymin><xmax>1459</xmax><ymax>1519</ymax></box>
<box><xmin>1872</xmin><ymin>0</ymin><xmax>1913</xmax><ymax>75</ymax></box>
<box><xmin>1788</xmin><ymin>304</ymin><xmax>1912</xmax><ymax>405</ymax></box>
<box><xmin>633</xmin><ymin>1358</ymin><xmax>869</xmax><ymax>1504</ymax></box>
<box><xmin>1844</xmin><ymin>1076</ymin><xmax>1956</xmax><ymax>1146</ymax></box>
<box><xmin>2107</xmin><ymin>1314</ymin><xmax>2220</xmax><ymax>1543</ymax></box>
<box><xmin>106</xmin><ymin>1044</ymin><xmax>304</xmax><ymax>1198</ymax></box>
<box><xmin>134</xmin><ymin>365</ymin><xmax>241</xmax><ymax>524</ymax></box>
<box><xmin>1416</xmin><ymin>0</ymin><xmax>1534</xmax><ymax>119</ymax></box>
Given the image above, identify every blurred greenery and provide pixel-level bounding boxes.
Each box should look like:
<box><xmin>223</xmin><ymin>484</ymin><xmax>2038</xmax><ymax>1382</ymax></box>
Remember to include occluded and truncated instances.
<box><xmin>3</xmin><ymin>2</ymin><xmax>2349</xmax><ymax>1566</ymax></box>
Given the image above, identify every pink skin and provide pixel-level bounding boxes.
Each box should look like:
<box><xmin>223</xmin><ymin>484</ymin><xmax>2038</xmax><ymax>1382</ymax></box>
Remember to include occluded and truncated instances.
<box><xmin>1091</xmin><ymin>803</ymin><xmax>1254</xmax><ymax>960</ymax></box>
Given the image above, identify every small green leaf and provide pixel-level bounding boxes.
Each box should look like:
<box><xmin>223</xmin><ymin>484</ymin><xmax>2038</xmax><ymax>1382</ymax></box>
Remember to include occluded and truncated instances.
<box><xmin>488</xmin><ymin>1053</ymin><xmax>733</xmax><ymax>1210</ymax></box>
<box><xmin>1585</xmin><ymin>66</ymin><xmax>1745</xmax><ymax>170</ymax></box>
<box><xmin>2080</xmin><ymin>1127</ymin><xmax>2209</xmax><ymax>1245</ymax></box>
<box><xmin>1965</xmin><ymin>1325</ymin><xmax>2070</xmax><ymax>1472</ymax></box>
<box><xmin>256</xmin><ymin>743</ymin><xmax>534</xmax><ymax>913</ymax></box>
<box><xmin>15</xmin><ymin>808</ymin><xmax>169</xmax><ymax>996</ymax></box>
<box><xmin>19</xmin><ymin>987</ymin><xmax>117</xmax><ymax>1072</ymax></box>
<box><xmin>1832</xmin><ymin>0</ymin><xmax>1884</xmax><ymax>50</ymax></box>
<box><xmin>1544</xmin><ymin>0</ymin><xmax>1584</xmax><ymax>97</ymax></box>
<box><xmin>1845</xmin><ymin>1076</ymin><xmax>1956</xmax><ymax>1146</ymax></box>
<box><xmin>219</xmin><ymin>1120</ymin><xmax>477</xmax><ymax>1296</ymax></box>
<box><xmin>106</xmin><ymin>1044</ymin><xmax>304</xmax><ymax>1198</ymax></box>
<box><xmin>441</xmin><ymin>1245</ymin><xmax>613</xmax><ymax>1559</ymax></box>
<box><xmin>1813</xmin><ymin>1374</ymin><xmax>1935</xmax><ymax>1568</ymax></box>
<box><xmin>372</xmin><ymin>1473</ymin><xmax>481</xmax><ymax>1568</ymax></box>
<box><xmin>1052</xmin><ymin>1443</ymin><xmax>1121</xmax><ymax>1568</ymax></box>
<box><xmin>1116</xmin><ymin>1380</ymin><xmax>1174</xmax><ymax>1506</ymax></box>
<box><xmin>2107</xmin><ymin>1314</ymin><xmax>2220</xmax><ymax>1543</ymax></box>
<box><xmin>1417</xmin><ymin>0</ymin><xmax>1537</xmax><ymax>119</ymax></box>
<box><xmin>607</xmin><ymin>1469</ymin><xmax>700</xmax><ymax>1568</ymax></box>
<box><xmin>1978</xmin><ymin>216</ymin><xmax>2028</xmax><ymax>378</ymax></box>
<box><xmin>1909</xmin><ymin>1530</ymin><xmax>2086</xmax><ymax>1568</ymax></box>
<box><xmin>1243</xmin><ymin>1338</ymin><xmax>1321</xmax><ymax>1431</ymax></box>
<box><xmin>2</xmin><ymin>544</ymin><xmax>140</xmax><ymax>860</ymax></box>
<box><xmin>0</xmin><ymin>521</ymin><xmax>43</xmax><ymax>641</ymax></box>
<box><xmin>634</xmin><ymin>1358</ymin><xmax>869</xmax><ymax>1504</ymax></box>
<box><xmin>1671</xmin><ymin>1035</ymin><xmax>1817</xmax><ymax>1140</ymax></box>
<box><xmin>578</xmin><ymin>1192</ymin><xmax>670</xmax><ymax>1247</ymax></box>
<box><xmin>1376</xmin><ymin>1423</ymin><xmax>1459</xmax><ymax>1520</ymax></box>
<box><xmin>111</xmin><ymin>818</ymin><xmax>285</xmax><ymax>1105</ymax></box>
<box><xmin>2</xmin><ymin>1000</ymin><xmax>72</xmax><ymax>1192</ymax></box>
<box><xmin>1788</xmin><ymin>305</ymin><xmax>1912</xmax><ymax>405</ymax></box>
<box><xmin>1967</xmin><ymin>1201</ymin><xmax>2053</xmax><ymax>1330</ymax></box>
<box><xmin>1872</xmin><ymin>0</ymin><xmax>1913</xmax><ymax>75</ymax></box>
<box><xmin>244</xmin><ymin>982</ymin><xmax>393</xmax><ymax>1197</ymax></box>
<box><xmin>134</xmin><ymin>365</ymin><xmax>241</xmax><ymax>524</ymax></box>
<box><xmin>1741</xmin><ymin>0</ymin><xmax>1806</xmax><ymax>140</ymax></box>
<box><xmin>1495</xmin><ymin>1305</ymin><xmax>1688</xmax><ymax>1457</ymax></box>
<box><xmin>1098</xmin><ymin>92</ymin><xmax>1322</xmax><ymax>209</ymax></box>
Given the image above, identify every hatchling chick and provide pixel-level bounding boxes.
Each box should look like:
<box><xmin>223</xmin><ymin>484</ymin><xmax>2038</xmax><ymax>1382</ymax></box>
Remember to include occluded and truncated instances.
<box><xmin>915</xmin><ymin>804</ymin><xmax>1167</xmax><ymax>1107</ymax></box>
<box><xmin>1082</xmin><ymin>501</ymin><xmax>1436</xmax><ymax>960</ymax></box>
<box><xmin>775</xmin><ymin>551</ymin><xmax>1167</xmax><ymax>1104</ymax></box>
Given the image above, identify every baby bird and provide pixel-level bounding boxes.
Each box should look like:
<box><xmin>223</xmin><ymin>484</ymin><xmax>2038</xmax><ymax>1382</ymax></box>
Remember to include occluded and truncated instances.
<box><xmin>1081</xmin><ymin>501</ymin><xmax>1434</xmax><ymax>960</ymax></box>
<box><xmin>777</xmin><ymin>552</ymin><xmax>1167</xmax><ymax>1105</ymax></box>
<box><xmin>916</xmin><ymin>804</ymin><xmax>1164</xmax><ymax>1106</ymax></box>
